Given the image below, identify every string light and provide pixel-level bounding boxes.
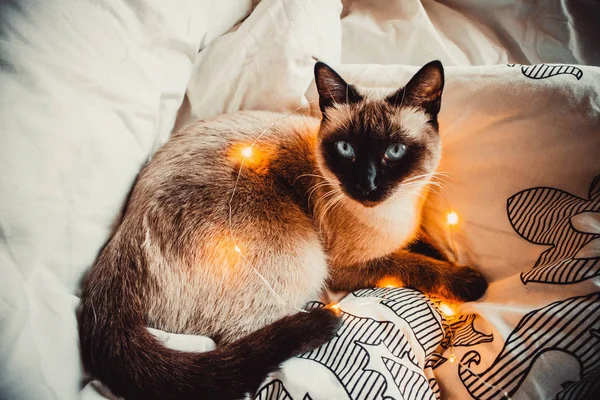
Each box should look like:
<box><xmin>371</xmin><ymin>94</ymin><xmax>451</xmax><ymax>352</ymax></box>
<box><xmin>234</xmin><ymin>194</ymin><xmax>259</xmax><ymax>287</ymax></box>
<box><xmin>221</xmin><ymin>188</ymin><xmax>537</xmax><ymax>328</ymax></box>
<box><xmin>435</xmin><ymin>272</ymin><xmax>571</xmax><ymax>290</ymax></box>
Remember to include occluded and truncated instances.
<box><xmin>241</xmin><ymin>146</ymin><xmax>253</xmax><ymax>158</ymax></box>
<box><xmin>444</xmin><ymin>350</ymin><xmax>512</xmax><ymax>399</ymax></box>
<box><xmin>439</xmin><ymin>302</ymin><xmax>456</xmax><ymax>317</ymax></box>
<box><xmin>226</xmin><ymin>99</ymin><xmax>508</xmax><ymax>398</ymax></box>
<box><xmin>442</xmin><ymin>305</ymin><xmax>513</xmax><ymax>399</ymax></box>
<box><xmin>377</xmin><ymin>277</ymin><xmax>401</xmax><ymax>289</ymax></box>
<box><xmin>447</xmin><ymin>211</ymin><xmax>459</xmax><ymax>225</ymax></box>
<box><xmin>446</xmin><ymin>210</ymin><xmax>459</xmax><ymax>262</ymax></box>
<box><xmin>227</xmin><ymin>102</ymin><xmax>318</xmax><ymax>314</ymax></box>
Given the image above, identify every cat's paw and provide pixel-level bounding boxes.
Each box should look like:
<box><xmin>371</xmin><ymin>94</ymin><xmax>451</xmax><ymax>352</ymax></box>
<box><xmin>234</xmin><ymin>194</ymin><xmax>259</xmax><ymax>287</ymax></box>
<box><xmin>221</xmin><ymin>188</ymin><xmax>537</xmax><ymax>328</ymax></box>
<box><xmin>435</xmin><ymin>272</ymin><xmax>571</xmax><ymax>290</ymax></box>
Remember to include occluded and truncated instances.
<box><xmin>447</xmin><ymin>265</ymin><xmax>488</xmax><ymax>302</ymax></box>
<box><xmin>291</xmin><ymin>307</ymin><xmax>342</xmax><ymax>354</ymax></box>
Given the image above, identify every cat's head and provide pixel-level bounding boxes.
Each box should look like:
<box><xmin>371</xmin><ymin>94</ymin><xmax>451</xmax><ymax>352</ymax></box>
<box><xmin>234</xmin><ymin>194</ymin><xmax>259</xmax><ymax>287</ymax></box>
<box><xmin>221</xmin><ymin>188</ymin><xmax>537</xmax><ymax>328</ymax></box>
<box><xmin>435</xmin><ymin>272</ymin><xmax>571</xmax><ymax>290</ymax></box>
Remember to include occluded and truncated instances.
<box><xmin>314</xmin><ymin>61</ymin><xmax>444</xmax><ymax>207</ymax></box>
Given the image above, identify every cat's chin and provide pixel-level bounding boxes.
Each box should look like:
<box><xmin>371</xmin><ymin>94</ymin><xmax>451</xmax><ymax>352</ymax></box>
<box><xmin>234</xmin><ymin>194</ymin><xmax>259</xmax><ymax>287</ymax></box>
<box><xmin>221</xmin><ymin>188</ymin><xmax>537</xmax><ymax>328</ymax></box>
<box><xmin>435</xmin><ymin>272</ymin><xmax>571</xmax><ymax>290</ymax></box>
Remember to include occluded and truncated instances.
<box><xmin>346</xmin><ymin>195</ymin><xmax>387</xmax><ymax>208</ymax></box>
<box><xmin>359</xmin><ymin>200</ymin><xmax>381</xmax><ymax>208</ymax></box>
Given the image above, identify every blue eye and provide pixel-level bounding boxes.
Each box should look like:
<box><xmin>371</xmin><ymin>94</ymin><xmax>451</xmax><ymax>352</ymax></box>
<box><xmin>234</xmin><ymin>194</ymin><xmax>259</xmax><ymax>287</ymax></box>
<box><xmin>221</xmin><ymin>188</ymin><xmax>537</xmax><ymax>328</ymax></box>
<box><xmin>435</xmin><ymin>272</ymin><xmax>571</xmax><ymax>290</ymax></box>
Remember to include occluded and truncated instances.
<box><xmin>335</xmin><ymin>141</ymin><xmax>355</xmax><ymax>158</ymax></box>
<box><xmin>384</xmin><ymin>143</ymin><xmax>407</xmax><ymax>161</ymax></box>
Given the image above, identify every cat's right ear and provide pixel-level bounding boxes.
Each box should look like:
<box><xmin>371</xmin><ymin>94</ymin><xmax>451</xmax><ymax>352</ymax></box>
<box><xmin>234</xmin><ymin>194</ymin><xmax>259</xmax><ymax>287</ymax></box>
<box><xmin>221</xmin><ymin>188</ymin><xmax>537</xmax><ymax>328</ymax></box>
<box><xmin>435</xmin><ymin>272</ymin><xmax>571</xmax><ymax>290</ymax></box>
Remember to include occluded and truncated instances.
<box><xmin>314</xmin><ymin>62</ymin><xmax>361</xmax><ymax>115</ymax></box>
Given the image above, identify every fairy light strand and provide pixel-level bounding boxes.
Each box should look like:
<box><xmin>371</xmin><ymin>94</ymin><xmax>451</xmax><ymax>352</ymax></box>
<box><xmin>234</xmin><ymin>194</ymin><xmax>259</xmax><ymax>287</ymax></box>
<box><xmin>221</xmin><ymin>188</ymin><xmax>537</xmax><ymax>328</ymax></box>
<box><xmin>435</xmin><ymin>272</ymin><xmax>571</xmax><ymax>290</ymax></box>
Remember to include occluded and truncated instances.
<box><xmin>441</xmin><ymin>307</ymin><xmax>512</xmax><ymax>399</ymax></box>
<box><xmin>446</xmin><ymin>209</ymin><xmax>459</xmax><ymax>262</ymax></box>
<box><xmin>227</xmin><ymin>101</ymin><xmax>320</xmax><ymax>314</ymax></box>
<box><xmin>225</xmin><ymin>93</ymin><xmax>509</xmax><ymax>398</ymax></box>
<box><xmin>348</xmin><ymin>290</ymin><xmax>512</xmax><ymax>398</ymax></box>
<box><xmin>436</xmin><ymin>215</ymin><xmax>512</xmax><ymax>399</ymax></box>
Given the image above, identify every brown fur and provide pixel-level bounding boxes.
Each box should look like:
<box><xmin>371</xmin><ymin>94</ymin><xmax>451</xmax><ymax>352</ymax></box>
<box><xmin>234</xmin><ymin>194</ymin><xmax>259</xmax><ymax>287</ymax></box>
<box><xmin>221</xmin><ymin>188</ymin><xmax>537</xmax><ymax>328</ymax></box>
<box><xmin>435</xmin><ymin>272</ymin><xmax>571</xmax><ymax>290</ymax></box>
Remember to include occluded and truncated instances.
<box><xmin>78</xmin><ymin>61</ymin><xmax>487</xmax><ymax>400</ymax></box>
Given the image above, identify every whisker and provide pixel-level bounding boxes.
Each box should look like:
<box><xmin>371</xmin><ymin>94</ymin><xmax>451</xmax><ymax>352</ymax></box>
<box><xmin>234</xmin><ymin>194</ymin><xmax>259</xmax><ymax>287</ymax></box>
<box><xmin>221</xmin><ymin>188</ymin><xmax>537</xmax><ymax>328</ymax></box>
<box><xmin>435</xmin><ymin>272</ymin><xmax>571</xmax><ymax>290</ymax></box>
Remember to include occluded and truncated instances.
<box><xmin>305</xmin><ymin>180</ymin><xmax>333</xmax><ymax>194</ymax></box>
<box><xmin>403</xmin><ymin>171</ymin><xmax>450</xmax><ymax>185</ymax></box>
<box><xmin>407</xmin><ymin>188</ymin><xmax>433</xmax><ymax>206</ymax></box>
<box><xmin>307</xmin><ymin>181</ymin><xmax>337</xmax><ymax>204</ymax></box>
<box><xmin>294</xmin><ymin>173</ymin><xmax>327</xmax><ymax>184</ymax></box>
<box><xmin>327</xmin><ymin>193</ymin><xmax>346</xmax><ymax>217</ymax></box>
<box><xmin>315</xmin><ymin>187</ymin><xmax>342</xmax><ymax>211</ymax></box>
<box><xmin>317</xmin><ymin>191</ymin><xmax>345</xmax><ymax>230</ymax></box>
<box><xmin>315</xmin><ymin>188</ymin><xmax>341</xmax><ymax>210</ymax></box>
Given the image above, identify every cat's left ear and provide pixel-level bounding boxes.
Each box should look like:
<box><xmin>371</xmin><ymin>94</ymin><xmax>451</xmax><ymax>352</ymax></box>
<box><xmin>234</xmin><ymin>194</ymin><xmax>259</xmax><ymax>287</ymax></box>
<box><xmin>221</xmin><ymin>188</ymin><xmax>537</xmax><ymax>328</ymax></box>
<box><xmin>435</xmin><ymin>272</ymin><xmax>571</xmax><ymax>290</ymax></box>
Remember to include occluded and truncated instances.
<box><xmin>386</xmin><ymin>60</ymin><xmax>444</xmax><ymax>117</ymax></box>
<box><xmin>314</xmin><ymin>62</ymin><xmax>362</xmax><ymax>115</ymax></box>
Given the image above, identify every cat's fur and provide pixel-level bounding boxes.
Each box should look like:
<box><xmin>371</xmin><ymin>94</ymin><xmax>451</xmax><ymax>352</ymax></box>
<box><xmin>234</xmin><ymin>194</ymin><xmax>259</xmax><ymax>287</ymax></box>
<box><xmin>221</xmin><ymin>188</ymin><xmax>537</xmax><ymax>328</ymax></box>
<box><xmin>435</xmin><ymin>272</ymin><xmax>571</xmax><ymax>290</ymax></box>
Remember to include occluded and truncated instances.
<box><xmin>78</xmin><ymin>61</ymin><xmax>487</xmax><ymax>400</ymax></box>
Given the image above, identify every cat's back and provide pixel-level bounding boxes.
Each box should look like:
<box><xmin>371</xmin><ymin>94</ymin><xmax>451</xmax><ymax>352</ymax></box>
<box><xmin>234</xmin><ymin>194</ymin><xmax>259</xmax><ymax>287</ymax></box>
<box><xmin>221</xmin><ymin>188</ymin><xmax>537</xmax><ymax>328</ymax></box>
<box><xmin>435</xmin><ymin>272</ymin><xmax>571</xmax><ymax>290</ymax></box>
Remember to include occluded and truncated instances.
<box><xmin>144</xmin><ymin>111</ymin><xmax>317</xmax><ymax>185</ymax></box>
<box><xmin>122</xmin><ymin>110</ymin><xmax>326</xmax><ymax>339</ymax></box>
<box><xmin>130</xmin><ymin>110</ymin><xmax>321</xmax><ymax>235</ymax></box>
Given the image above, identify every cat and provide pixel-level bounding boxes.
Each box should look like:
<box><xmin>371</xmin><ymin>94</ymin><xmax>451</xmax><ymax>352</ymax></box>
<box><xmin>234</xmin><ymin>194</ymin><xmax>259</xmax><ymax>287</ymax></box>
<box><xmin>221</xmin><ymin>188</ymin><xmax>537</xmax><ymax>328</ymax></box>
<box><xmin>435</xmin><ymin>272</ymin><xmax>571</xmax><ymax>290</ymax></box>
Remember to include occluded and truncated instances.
<box><xmin>78</xmin><ymin>60</ymin><xmax>487</xmax><ymax>400</ymax></box>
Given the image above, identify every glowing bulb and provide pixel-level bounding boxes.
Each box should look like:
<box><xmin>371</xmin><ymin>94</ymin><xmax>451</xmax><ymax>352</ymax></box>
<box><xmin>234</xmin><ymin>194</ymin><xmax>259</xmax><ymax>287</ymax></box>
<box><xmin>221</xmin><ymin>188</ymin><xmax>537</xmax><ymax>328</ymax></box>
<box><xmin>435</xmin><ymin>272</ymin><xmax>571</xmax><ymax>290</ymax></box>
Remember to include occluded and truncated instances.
<box><xmin>447</xmin><ymin>211</ymin><xmax>459</xmax><ymax>225</ymax></box>
<box><xmin>448</xmin><ymin>354</ymin><xmax>457</xmax><ymax>363</ymax></box>
<box><xmin>377</xmin><ymin>277</ymin><xmax>401</xmax><ymax>288</ymax></box>
<box><xmin>234</xmin><ymin>245</ymin><xmax>242</xmax><ymax>254</ymax></box>
<box><xmin>328</xmin><ymin>303</ymin><xmax>342</xmax><ymax>315</ymax></box>
<box><xmin>439</xmin><ymin>303</ymin><xmax>455</xmax><ymax>317</ymax></box>
<box><xmin>241</xmin><ymin>146</ymin><xmax>253</xmax><ymax>158</ymax></box>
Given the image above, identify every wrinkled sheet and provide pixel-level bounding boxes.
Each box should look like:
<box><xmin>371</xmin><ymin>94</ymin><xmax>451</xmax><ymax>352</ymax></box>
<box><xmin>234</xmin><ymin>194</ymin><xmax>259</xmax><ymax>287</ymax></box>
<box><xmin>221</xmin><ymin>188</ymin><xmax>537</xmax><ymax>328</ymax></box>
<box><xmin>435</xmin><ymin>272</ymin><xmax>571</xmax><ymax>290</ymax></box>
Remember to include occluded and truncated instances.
<box><xmin>1</xmin><ymin>0</ymin><xmax>600</xmax><ymax>399</ymax></box>
<box><xmin>0</xmin><ymin>0</ymin><xmax>251</xmax><ymax>399</ymax></box>
<box><xmin>188</xmin><ymin>1</ymin><xmax>600</xmax><ymax>399</ymax></box>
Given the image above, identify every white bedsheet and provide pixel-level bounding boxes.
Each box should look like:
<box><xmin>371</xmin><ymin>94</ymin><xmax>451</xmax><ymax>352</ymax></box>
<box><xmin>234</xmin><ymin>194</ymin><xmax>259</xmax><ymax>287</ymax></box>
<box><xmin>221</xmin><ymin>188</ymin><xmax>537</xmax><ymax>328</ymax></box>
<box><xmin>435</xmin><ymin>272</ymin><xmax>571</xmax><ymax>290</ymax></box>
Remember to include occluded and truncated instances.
<box><xmin>0</xmin><ymin>1</ymin><xmax>251</xmax><ymax>399</ymax></box>
<box><xmin>1</xmin><ymin>1</ymin><xmax>599</xmax><ymax>399</ymax></box>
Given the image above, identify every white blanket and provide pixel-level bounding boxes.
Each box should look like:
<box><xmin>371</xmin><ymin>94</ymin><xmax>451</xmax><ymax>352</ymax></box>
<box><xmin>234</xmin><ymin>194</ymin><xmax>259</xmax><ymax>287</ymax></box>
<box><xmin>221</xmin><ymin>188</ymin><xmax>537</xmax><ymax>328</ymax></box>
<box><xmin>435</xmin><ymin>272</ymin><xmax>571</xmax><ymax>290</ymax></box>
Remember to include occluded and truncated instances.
<box><xmin>1</xmin><ymin>1</ymin><xmax>599</xmax><ymax>399</ymax></box>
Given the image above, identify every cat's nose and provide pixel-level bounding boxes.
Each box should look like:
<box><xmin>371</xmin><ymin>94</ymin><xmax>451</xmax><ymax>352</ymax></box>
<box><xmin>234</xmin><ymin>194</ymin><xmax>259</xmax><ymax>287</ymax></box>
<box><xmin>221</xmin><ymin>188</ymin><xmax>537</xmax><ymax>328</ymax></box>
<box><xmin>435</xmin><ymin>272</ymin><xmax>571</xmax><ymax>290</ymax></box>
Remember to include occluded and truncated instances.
<box><xmin>356</xmin><ymin>181</ymin><xmax>377</xmax><ymax>196</ymax></box>
<box><xmin>357</xmin><ymin>161</ymin><xmax>378</xmax><ymax>196</ymax></box>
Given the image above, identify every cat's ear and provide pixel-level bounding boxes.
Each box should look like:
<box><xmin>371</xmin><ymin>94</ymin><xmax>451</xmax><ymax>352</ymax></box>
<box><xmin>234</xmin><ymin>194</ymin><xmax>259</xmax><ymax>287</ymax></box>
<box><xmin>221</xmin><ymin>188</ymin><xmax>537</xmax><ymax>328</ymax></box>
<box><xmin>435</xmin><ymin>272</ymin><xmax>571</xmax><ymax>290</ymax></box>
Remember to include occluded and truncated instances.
<box><xmin>387</xmin><ymin>60</ymin><xmax>444</xmax><ymax>117</ymax></box>
<box><xmin>314</xmin><ymin>62</ymin><xmax>361</xmax><ymax>114</ymax></box>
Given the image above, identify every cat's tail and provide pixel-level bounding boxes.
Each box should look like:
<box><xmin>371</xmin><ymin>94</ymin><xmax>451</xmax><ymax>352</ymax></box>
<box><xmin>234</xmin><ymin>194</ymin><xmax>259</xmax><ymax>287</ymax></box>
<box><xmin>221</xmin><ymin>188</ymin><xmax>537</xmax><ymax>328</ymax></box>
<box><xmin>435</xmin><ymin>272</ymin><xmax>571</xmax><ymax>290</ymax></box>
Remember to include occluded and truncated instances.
<box><xmin>78</xmin><ymin>237</ymin><xmax>341</xmax><ymax>400</ymax></box>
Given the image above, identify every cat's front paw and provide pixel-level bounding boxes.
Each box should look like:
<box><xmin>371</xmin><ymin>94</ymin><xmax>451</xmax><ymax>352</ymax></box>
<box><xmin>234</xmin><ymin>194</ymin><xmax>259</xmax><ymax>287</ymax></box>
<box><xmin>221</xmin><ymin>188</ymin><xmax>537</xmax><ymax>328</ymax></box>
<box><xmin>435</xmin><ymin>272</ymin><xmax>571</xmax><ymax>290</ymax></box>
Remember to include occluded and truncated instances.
<box><xmin>447</xmin><ymin>265</ymin><xmax>488</xmax><ymax>302</ymax></box>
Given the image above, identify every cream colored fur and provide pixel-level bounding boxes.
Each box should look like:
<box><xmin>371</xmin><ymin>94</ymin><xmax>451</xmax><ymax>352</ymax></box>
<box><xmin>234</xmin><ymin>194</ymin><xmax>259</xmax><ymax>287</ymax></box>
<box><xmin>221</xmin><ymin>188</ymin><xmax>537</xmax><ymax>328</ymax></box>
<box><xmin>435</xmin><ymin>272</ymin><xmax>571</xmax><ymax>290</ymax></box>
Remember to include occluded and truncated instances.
<box><xmin>132</xmin><ymin>88</ymin><xmax>438</xmax><ymax>343</ymax></box>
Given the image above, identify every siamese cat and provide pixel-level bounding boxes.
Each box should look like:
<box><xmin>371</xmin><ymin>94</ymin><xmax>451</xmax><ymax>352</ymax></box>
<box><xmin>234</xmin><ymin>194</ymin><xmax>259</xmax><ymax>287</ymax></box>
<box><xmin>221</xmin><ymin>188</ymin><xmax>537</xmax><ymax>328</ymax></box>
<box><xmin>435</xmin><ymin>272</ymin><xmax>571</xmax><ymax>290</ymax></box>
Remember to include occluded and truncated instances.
<box><xmin>78</xmin><ymin>60</ymin><xmax>487</xmax><ymax>400</ymax></box>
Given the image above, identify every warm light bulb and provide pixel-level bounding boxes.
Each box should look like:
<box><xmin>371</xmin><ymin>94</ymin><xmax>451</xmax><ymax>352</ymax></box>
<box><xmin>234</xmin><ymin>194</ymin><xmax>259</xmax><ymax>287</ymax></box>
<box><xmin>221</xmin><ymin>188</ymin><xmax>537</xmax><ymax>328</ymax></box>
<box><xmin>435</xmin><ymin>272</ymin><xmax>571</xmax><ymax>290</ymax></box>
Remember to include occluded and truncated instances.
<box><xmin>439</xmin><ymin>303</ymin><xmax>455</xmax><ymax>317</ymax></box>
<box><xmin>447</xmin><ymin>211</ymin><xmax>459</xmax><ymax>225</ymax></box>
<box><xmin>328</xmin><ymin>303</ymin><xmax>342</xmax><ymax>315</ymax></box>
<box><xmin>234</xmin><ymin>245</ymin><xmax>242</xmax><ymax>254</ymax></box>
<box><xmin>377</xmin><ymin>277</ymin><xmax>401</xmax><ymax>288</ymax></box>
<box><xmin>241</xmin><ymin>146</ymin><xmax>253</xmax><ymax>158</ymax></box>
<box><xmin>448</xmin><ymin>354</ymin><xmax>457</xmax><ymax>363</ymax></box>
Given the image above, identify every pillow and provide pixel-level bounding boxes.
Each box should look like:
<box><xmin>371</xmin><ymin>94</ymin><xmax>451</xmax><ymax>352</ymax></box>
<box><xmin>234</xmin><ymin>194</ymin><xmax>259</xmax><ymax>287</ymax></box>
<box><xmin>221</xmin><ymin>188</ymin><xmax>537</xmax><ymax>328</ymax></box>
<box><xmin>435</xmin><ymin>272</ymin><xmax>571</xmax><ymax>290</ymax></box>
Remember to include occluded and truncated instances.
<box><xmin>0</xmin><ymin>1</ymin><xmax>250</xmax><ymax>399</ymax></box>
<box><xmin>299</xmin><ymin>63</ymin><xmax>600</xmax><ymax>399</ymax></box>
<box><xmin>186</xmin><ymin>0</ymin><xmax>343</xmax><ymax>121</ymax></box>
<box><xmin>341</xmin><ymin>1</ymin><xmax>600</xmax><ymax>66</ymax></box>
<box><xmin>311</xmin><ymin>63</ymin><xmax>600</xmax><ymax>285</ymax></box>
<box><xmin>257</xmin><ymin>288</ymin><xmax>444</xmax><ymax>400</ymax></box>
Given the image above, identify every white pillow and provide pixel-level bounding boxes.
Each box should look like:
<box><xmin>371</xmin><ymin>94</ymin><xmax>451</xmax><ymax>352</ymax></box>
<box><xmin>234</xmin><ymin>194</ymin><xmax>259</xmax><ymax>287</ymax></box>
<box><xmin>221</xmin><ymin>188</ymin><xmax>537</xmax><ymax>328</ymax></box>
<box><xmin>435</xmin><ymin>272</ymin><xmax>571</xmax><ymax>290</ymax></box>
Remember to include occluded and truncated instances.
<box><xmin>186</xmin><ymin>0</ymin><xmax>343</xmax><ymax>121</ymax></box>
<box><xmin>302</xmin><ymin>63</ymin><xmax>600</xmax><ymax>400</ymax></box>
<box><xmin>314</xmin><ymin>63</ymin><xmax>600</xmax><ymax>289</ymax></box>
<box><xmin>0</xmin><ymin>1</ymin><xmax>250</xmax><ymax>399</ymax></box>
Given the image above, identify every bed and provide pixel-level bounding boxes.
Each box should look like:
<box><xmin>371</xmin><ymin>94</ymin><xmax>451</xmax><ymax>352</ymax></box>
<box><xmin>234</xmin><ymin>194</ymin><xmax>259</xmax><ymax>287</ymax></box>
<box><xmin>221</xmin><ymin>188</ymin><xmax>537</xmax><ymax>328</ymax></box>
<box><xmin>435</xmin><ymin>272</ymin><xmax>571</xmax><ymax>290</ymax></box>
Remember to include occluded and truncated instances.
<box><xmin>1</xmin><ymin>1</ymin><xmax>599</xmax><ymax>399</ymax></box>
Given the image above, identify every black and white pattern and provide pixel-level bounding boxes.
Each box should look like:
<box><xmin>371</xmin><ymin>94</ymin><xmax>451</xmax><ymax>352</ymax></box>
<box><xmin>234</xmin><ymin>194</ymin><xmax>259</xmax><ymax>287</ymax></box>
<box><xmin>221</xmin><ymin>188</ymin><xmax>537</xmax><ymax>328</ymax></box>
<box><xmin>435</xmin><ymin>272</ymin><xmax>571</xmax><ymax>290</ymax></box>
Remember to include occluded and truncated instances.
<box><xmin>258</xmin><ymin>175</ymin><xmax>599</xmax><ymax>400</ymax></box>
<box><xmin>458</xmin><ymin>292</ymin><xmax>600</xmax><ymax>400</ymax></box>
<box><xmin>440</xmin><ymin>313</ymin><xmax>493</xmax><ymax>349</ymax></box>
<box><xmin>258</xmin><ymin>380</ymin><xmax>293</xmax><ymax>400</ymax></box>
<box><xmin>424</xmin><ymin>353</ymin><xmax>447</xmax><ymax>370</ymax></box>
<box><xmin>507</xmin><ymin>175</ymin><xmax>600</xmax><ymax>284</ymax></box>
<box><xmin>256</xmin><ymin>288</ymin><xmax>445</xmax><ymax>400</ymax></box>
<box><xmin>508</xmin><ymin>63</ymin><xmax>583</xmax><ymax>80</ymax></box>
